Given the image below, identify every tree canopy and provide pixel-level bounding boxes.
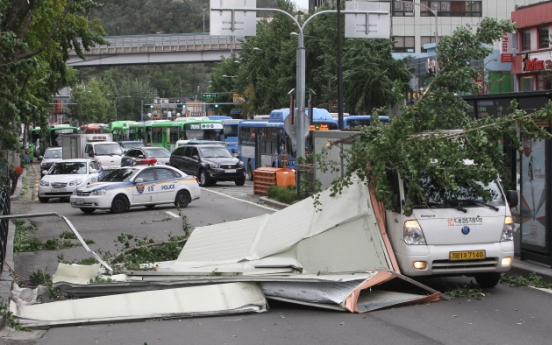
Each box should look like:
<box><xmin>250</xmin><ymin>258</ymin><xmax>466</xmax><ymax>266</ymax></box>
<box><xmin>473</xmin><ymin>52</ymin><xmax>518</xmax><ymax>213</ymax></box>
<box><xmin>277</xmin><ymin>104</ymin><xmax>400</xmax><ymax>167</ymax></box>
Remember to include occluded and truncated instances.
<box><xmin>0</xmin><ymin>0</ymin><xmax>108</xmax><ymax>156</ymax></box>
<box><xmin>322</xmin><ymin>18</ymin><xmax>552</xmax><ymax>215</ymax></box>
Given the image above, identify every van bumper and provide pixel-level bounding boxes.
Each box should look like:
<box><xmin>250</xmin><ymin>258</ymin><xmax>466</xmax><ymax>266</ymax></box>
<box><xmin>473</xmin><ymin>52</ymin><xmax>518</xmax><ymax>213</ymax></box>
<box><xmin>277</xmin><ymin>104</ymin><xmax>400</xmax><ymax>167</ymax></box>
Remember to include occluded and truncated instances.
<box><xmin>396</xmin><ymin>241</ymin><xmax>514</xmax><ymax>276</ymax></box>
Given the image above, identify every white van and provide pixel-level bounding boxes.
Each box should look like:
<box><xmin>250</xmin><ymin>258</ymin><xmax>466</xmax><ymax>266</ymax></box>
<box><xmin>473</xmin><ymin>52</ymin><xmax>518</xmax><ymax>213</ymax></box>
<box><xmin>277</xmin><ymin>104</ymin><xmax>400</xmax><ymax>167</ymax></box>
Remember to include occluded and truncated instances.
<box><xmin>385</xmin><ymin>163</ymin><xmax>518</xmax><ymax>288</ymax></box>
<box><xmin>84</xmin><ymin>141</ymin><xmax>124</xmax><ymax>171</ymax></box>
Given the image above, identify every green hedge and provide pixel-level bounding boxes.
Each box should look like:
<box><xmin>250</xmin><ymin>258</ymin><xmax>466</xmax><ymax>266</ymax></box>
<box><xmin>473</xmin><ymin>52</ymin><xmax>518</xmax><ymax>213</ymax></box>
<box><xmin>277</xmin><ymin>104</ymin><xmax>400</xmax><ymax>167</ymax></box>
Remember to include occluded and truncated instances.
<box><xmin>266</xmin><ymin>185</ymin><xmax>298</xmax><ymax>205</ymax></box>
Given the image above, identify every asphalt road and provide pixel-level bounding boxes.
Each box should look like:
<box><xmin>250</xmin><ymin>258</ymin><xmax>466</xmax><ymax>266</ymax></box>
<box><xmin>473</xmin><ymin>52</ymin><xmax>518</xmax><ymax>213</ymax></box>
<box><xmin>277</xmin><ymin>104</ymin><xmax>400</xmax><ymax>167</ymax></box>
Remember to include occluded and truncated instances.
<box><xmin>4</xmin><ymin>162</ymin><xmax>552</xmax><ymax>345</ymax></box>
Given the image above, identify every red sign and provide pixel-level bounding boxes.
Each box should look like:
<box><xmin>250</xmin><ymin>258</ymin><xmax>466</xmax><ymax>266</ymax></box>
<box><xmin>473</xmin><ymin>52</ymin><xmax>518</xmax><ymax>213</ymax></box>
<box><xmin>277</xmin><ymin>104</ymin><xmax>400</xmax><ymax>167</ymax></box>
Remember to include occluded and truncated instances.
<box><xmin>500</xmin><ymin>32</ymin><xmax>513</xmax><ymax>63</ymax></box>
<box><xmin>501</xmin><ymin>54</ymin><xmax>513</xmax><ymax>63</ymax></box>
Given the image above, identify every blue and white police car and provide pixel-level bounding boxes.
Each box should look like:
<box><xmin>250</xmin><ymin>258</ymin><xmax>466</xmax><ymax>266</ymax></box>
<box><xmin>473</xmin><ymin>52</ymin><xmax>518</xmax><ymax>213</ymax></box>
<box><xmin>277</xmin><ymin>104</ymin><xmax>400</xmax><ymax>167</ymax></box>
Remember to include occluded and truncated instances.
<box><xmin>70</xmin><ymin>165</ymin><xmax>200</xmax><ymax>214</ymax></box>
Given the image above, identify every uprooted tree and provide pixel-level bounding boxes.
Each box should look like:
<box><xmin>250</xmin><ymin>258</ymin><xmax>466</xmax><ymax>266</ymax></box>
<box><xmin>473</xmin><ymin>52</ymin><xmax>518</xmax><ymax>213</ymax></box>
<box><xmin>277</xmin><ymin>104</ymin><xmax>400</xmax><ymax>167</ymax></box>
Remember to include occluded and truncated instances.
<box><xmin>319</xmin><ymin>18</ymin><xmax>552</xmax><ymax>215</ymax></box>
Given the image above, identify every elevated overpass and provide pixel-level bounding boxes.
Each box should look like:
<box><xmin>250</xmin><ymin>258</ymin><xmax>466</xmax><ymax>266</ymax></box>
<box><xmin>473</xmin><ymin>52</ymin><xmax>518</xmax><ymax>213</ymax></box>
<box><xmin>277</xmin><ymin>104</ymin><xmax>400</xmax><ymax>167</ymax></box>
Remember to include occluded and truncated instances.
<box><xmin>67</xmin><ymin>33</ymin><xmax>244</xmax><ymax>67</ymax></box>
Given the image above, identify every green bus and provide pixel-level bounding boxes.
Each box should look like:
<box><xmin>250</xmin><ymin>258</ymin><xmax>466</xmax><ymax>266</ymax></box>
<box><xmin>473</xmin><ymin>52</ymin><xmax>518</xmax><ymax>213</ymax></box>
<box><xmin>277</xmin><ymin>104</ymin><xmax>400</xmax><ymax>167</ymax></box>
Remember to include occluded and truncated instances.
<box><xmin>128</xmin><ymin>118</ymin><xmax>223</xmax><ymax>151</ymax></box>
<box><xmin>28</xmin><ymin>124</ymin><xmax>79</xmax><ymax>160</ymax></box>
<box><xmin>109</xmin><ymin>120</ymin><xmax>136</xmax><ymax>141</ymax></box>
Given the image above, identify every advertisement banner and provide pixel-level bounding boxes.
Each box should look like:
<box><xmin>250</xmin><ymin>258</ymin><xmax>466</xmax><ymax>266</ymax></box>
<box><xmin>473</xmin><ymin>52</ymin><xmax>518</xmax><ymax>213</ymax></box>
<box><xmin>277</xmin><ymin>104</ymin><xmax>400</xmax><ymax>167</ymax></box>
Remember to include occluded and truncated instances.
<box><xmin>521</xmin><ymin>137</ymin><xmax>548</xmax><ymax>249</ymax></box>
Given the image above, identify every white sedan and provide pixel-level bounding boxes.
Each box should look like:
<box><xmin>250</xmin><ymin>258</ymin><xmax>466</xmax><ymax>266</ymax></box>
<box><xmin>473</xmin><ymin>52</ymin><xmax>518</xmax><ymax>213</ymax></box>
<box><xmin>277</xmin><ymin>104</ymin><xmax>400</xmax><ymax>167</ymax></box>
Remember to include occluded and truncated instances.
<box><xmin>70</xmin><ymin>165</ymin><xmax>200</xmax><ymax>214</ymax></box>
<box><xmin>39</xmin><ymin>159</ymin><xmax>104</xmax><ymax>203</ymax></box>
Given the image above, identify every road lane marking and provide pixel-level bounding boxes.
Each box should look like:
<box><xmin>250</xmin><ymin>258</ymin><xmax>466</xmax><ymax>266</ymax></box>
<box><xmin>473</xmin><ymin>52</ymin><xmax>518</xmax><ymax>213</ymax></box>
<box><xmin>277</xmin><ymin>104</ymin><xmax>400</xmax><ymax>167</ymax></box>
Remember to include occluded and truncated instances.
<box><xmin>165</xmin><ymin>211</ymin><xmax>180</xmax><ymax>218</ymax></box>
<box><xmin>201</xmin><ymin>187</ymin><xmax>277</xmax><ymax>211</ymax></box>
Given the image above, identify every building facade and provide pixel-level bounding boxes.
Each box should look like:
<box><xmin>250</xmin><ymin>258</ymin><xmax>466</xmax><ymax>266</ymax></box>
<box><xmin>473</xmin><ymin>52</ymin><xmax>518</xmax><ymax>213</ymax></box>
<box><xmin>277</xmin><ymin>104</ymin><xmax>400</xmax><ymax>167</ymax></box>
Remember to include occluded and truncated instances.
<box><xmin>510</xmin><ymin>1</ymin><xmax>552</xmax><ymax>92</ymax></box>
<box><xmin>309</xmin><ymin>1</ymin><xmax>545</xmax><ymax>54</ymax></box>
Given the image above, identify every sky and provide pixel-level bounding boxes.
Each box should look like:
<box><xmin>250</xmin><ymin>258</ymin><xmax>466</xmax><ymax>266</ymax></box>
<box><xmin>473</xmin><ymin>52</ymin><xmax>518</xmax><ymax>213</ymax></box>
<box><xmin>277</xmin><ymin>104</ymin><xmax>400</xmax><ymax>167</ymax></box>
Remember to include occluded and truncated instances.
<box><xmin>294</xmin><ymin>0</ymin><xmax>309</xmax><ymax>10</ymax></box>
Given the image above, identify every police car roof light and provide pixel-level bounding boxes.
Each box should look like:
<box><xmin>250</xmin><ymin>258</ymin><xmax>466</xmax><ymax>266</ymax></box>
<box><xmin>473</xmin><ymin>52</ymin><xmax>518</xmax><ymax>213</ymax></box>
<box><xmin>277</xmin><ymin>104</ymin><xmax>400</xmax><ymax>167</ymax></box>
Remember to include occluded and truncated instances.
<box><xmin>141</xmin><ymin>158</ymin><xmax>157</xmax><ymax>165</ymax></box>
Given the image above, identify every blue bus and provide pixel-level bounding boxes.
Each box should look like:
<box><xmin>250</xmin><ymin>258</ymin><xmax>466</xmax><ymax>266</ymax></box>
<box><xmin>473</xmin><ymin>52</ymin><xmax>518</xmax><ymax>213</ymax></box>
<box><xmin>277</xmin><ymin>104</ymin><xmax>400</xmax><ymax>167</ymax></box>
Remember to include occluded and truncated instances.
<box><xmin>341</xmin><ymin>115</ymin><xmax>390</xmax><ymax>129</ymax></box>
<box><xmin>268</xmin><ymin>107</ymin><xmax>339</xmax><ymax>130</ymax></box>
<box><xmin>221</xmin><ymin>119</ymin><xmax>242</xmax><ymax>155</ymax></box>
<box><xmin>330</xmin><ymin>114</ymin><xmax>391</xmax><ymax>129</ymax></box>
<box><xmin>208</xmin><ymin>115</ymin><xmax>233</xmax><ymax>120</ymax></box>
<box><xmin>238</xmin><ymin>120</ymin><xmax>293</xmax><ymax>180</ymax></box>
<box><xmin>269</xmin><ymin>107</ymin><xmax>339</xmax><ymax>155</ymax></box>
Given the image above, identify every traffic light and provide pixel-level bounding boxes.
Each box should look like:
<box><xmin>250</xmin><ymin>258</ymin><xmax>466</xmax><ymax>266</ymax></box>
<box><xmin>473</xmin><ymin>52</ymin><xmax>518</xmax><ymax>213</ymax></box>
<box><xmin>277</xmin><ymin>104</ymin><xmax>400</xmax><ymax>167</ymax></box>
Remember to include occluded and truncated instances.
<box><xmin>215</xmin><ymin>104</ymin><xmax>219</xmax><ymax>108</ymax></box>
<box><xmin>150</xmin><ymin>104</ymin><xmax>153</xmax><ymax>109</ymax></box>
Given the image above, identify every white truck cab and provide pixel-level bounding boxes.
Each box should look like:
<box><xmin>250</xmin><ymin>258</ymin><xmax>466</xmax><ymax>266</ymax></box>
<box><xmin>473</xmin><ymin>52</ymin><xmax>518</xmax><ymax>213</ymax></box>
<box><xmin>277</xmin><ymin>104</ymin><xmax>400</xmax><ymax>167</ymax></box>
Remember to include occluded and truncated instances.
<box><xmin>84</xmin><ymin>141</ymin><xmax>124</xmax><ymax>171</ymax></box>
<box><xmin>386</xmin><ymin>167</ymin><xmax>518</xmax><ymax>288</ymax></box>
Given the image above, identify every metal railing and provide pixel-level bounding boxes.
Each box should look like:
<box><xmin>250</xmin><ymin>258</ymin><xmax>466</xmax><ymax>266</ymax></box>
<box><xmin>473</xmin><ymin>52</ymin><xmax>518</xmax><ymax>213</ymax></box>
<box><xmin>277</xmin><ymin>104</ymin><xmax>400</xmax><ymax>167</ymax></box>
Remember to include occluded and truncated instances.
<box><xmin>69</xmin><ymin>33</ymin><xmax>244</xmax><ymax>56</ymax></box>
<box><xmin>0</xmin><ymin>186</ymin><xmax>10</xmax><ymax>274</ymax></box>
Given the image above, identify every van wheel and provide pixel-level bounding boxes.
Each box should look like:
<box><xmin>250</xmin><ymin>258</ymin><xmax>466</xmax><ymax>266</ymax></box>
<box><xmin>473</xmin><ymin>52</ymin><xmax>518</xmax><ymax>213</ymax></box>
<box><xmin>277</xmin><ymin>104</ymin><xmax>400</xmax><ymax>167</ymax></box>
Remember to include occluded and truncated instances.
<box><xmin>199</xmin><ymin>170</ymin><xmax>211</xmax><ymax>186</ymax></box>
<box><xmin>111</xmin><ymin>195</ymin><xmax>129</xmax><ymax>213</ymax></box>
<box><xmin>247</xmin><ymin>162</ymin><xmax>254</xmax><ymax>181</ymax></box>
<box><xmin>175</xmin><ymin>190</ymin><xmax>191</xmax><ymax>208</ymax></box>
<box><xmin>39</xmin><ymin>197</ymin><xmax>48</xmax><ymax>203</ymax></box>
<box><xmin>80</xmin><ymin>208</ymin><xmax>95</xmax><ymax>214</ymax></box>
<box><xmin>235</xmin><ymin>177</ymin><xmax>245</xmax><ymax>186</ymax></box>
<box><xmin>474</xmin><ymin>272</ymin><xmax>501</xmax><ymax>288</ymax></box>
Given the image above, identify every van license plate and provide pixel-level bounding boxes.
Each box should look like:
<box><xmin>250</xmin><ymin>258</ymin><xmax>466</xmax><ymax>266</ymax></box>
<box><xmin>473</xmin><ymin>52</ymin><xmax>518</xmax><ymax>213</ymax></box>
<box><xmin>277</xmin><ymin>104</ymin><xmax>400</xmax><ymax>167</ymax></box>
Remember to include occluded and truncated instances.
<box><xmin>225</xmin><ymin>169</ymin><xmax>236</xmax><ymax>173</ymax></box>
<box><xmin>449</xmin><ymin>250</ymin><xmax>486</xmax><ymax>261</ymax></box>
<box><xmin>76</xmin><ymin>198</ymin><xmax>84</xmax><ymax>205</ymax></box>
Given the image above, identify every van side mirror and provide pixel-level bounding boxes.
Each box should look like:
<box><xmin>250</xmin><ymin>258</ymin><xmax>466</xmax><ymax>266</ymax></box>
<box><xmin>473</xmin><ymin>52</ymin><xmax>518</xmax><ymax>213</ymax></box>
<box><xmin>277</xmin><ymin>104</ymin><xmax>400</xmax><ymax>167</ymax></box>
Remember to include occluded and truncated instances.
<box><xmin>192</xmin><ymin>155</ymin><xmax>199</xmax><ymax>160</ymax></box>
<box><xmin>88</xmin><ymin>151</ymin><xmax>94</xmax><ymax>157</ymax></box>
<box><xmin>392</xmin><ymin>193</ymin><xmax>400</xmax><ymax>213</ymax></box>
<box><xmin>506</xmin><ymin>190</ymin><xmax>518</xmax><ymax>208</ymax></box>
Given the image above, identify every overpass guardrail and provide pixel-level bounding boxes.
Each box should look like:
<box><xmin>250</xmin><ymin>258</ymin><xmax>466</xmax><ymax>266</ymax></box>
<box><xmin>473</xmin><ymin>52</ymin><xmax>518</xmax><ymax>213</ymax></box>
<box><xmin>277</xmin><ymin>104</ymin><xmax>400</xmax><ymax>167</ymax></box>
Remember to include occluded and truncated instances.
<box><xmin>69</xmin><ymin>33</ymin><xmax>244</xmax><ymax>56</ymax></box>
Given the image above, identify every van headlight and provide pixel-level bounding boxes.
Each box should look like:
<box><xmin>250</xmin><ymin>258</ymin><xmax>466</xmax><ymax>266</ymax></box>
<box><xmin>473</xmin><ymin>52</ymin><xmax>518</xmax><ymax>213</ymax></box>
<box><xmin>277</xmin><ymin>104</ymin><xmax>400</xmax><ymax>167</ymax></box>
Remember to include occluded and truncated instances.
<box><xmin>501</xmin><ymin>216</ymin><xmax>515</xmax><ymax>242</ymax></box>
<box><xmin>91</xmin><ymin>189</ymin><xmax>106</xmax><ymax>196</ymax></box>
<box><xmin>39</xmin><ymin>180</ymin><xmax>49</xmax><ymax>186</ymax></box>
<box><xmin>403</xmin><ymin>220</ymin><xmax>426</xmax><ymax>245</ymax></box>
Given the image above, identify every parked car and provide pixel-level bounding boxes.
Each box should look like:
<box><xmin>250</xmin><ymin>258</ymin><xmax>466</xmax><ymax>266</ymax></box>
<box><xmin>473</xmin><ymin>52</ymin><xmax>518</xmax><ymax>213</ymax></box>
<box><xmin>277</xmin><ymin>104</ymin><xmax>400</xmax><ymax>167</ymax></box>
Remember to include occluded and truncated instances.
<box><xmin>169</xmin><ymin>142</ymin><xmax>245</xmax><ymax>186</ymax></box>
<box><xmin>38</xmin><ymin>159</ymin><xmax>104</xmax><ymax>203</ymax></box>
<box><xmin>121</xmin><ymin>147</ymin><xmax>171</xmax><ymax>166</ymax></box>
<box><xmin>118</xmin><ymin>140</ymin><xmax>144</xmax><ymax>153</ymax></box>
<box><xmin>70</xmin><ymin>165</ymin><xmax>200</xmax><ymax>214</ymax></box>
<box><xmin>40</xmin><ymin>148</ymin><xmax>63</xmax><ymax>177</ymax></box>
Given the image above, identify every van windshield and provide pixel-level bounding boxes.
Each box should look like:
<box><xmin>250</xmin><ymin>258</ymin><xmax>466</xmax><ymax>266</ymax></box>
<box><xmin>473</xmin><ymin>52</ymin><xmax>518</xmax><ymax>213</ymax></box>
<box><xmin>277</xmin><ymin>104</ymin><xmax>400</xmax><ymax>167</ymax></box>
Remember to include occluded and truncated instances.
<box><xmin>410</xmin><ymin>176</ymin><xmax>505</xmax><ymax>209</ymax></box>
<box><xmin>95</xmin><ymin>143</ymin><xmax>123</xmax><ymax>155</ymax></box>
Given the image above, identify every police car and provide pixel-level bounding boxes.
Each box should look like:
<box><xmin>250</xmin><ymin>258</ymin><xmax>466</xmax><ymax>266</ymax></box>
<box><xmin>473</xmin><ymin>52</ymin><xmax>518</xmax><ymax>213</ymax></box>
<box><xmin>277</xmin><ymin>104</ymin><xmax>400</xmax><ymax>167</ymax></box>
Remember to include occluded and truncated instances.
<box><xmin>70</xmin><ymin>165</ymin><xmax>200</xmax><ymax>214</ymax></box>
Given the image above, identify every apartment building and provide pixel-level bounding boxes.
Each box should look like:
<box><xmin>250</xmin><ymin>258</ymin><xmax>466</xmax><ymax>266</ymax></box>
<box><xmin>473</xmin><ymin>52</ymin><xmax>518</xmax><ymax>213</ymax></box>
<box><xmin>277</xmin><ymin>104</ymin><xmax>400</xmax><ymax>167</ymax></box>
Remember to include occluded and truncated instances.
<box><xmin>309</xmin><ymin>1</ymin><xmax>545</xmax><ymax>53</ymax></box>
<box><xmin>510</xmin><ymin>1</ymin><xmax>552</xmax><ymax>91</ymax></box>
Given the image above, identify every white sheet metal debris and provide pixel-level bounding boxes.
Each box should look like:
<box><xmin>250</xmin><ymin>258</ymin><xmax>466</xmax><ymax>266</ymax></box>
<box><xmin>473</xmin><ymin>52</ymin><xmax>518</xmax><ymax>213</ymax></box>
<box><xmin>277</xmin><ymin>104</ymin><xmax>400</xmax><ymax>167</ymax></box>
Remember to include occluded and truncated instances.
<box><xmin>10</xmin><ymin>282</ymin><xmax>267</xmax><ymax>327</ymax></box>
<box><xmin>13</xmin><ymin>177</ymin><xmax>439</xmax><ymax>326</ymax></box>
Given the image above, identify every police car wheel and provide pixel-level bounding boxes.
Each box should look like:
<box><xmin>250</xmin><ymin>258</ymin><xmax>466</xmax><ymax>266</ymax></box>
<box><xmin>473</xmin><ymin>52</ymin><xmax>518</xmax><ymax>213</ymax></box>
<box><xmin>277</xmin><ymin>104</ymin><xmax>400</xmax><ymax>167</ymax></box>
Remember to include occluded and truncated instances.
<box><xmin>39</xmin><ymin>197</ymin><xmax>48</xmax><ymax>203</ymax></box>
<box><xmin>80</xmin><ymin>208</ymin><xmax>95</xmax><ymax>214</ymax></box>
<box><xmin>175</xmin><ymin>190</ymin><xmax>191</xmax><ymax>208</ymax></box>
<box><xmin>110</xmin><ymin>195</ymin><xmax>129</xmax><ymax>213</ymax></box>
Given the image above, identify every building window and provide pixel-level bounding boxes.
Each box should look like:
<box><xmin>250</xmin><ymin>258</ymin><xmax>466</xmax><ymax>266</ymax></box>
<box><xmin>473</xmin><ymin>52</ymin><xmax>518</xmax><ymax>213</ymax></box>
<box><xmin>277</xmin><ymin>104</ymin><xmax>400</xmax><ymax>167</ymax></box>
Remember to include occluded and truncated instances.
<box><xmin>393</xmin><ymin>0</ymin><xmax>414</xmax><ymax>17</ymax></box>
<box><xmin>393</xmin><ymin>36</ymin><xmax>415</xmax><ymax>53</ymax></box>
<box><xmin>421</xmin><ymin>36</ymin><xmax>440</xmax><ymax>52</ymax></box>
<box><xmin>519</xmin><ymin>76</ymin><xmax>535</xmax><ymax>91</ymax></box>
<box><xmin>420</xmin><ymin>1</ymin><xmax>481</xmax><ymax>17</ymax></box>
<box><xmin>539</xmin><ymin>27</ymin><xmax>549</xmax><ymax>49</ymax></box>
<box><xmin>522</xmin><ymin>30</ymin><xmax>531</xmax><ymax>51</ymax></box>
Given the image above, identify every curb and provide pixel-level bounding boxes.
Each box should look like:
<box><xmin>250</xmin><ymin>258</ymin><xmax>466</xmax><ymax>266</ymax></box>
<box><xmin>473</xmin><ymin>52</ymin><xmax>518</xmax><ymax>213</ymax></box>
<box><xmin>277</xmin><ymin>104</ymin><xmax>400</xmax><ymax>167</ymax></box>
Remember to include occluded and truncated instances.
<box><xmin>259</xmin><ymin>196</ymin><xmax>289</xmax><ymax>210</ymax></box>
<box><xmin>9</xmin><ymin>168</ymin><xmax>26</xmax><ymax>202</ymax></box>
